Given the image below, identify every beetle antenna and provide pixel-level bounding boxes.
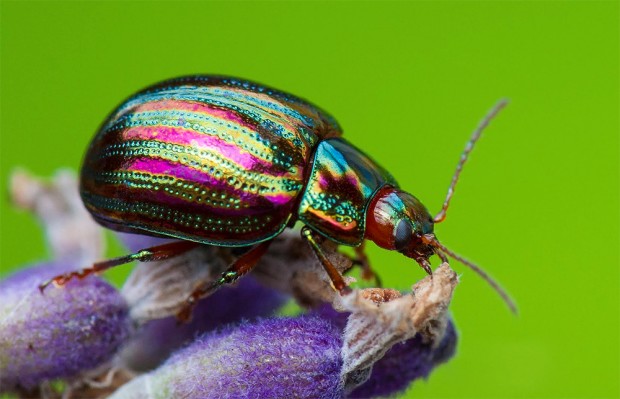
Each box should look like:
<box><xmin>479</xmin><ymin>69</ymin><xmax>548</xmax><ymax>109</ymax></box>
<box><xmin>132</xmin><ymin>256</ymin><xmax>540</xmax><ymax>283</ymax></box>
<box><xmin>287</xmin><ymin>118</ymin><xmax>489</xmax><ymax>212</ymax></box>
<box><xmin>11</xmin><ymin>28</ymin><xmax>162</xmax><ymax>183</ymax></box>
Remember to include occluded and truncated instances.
<box><xmin>434</xmin><ymin>99</ymin><xmax>509</xmax><ymax>223</ymax></box>
<box><xmin>428</xmin><ymin>236</ymin><xmax>518</xmax><ymax>314</ymax></box>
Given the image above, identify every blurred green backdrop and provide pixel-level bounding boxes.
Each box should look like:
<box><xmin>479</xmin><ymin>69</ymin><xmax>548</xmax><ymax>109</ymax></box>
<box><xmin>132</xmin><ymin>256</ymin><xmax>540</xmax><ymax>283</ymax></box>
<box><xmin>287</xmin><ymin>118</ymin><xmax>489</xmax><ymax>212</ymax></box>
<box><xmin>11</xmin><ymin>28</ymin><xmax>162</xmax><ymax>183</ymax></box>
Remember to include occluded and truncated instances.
<box><xmin>1</xmin><ymin>1</ymin><xmax>618</xmax><ymax>398</ymax></box>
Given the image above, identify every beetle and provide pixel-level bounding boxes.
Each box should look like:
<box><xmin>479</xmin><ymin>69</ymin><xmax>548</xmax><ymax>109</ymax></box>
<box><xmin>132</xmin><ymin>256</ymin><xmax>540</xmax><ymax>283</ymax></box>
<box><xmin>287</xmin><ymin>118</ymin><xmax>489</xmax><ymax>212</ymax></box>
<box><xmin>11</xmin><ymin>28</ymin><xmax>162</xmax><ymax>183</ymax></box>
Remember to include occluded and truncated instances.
<box><xmin>40</xmin><ymin>75</ymin><xmax>515</xmax><ymax>316</ymax></box>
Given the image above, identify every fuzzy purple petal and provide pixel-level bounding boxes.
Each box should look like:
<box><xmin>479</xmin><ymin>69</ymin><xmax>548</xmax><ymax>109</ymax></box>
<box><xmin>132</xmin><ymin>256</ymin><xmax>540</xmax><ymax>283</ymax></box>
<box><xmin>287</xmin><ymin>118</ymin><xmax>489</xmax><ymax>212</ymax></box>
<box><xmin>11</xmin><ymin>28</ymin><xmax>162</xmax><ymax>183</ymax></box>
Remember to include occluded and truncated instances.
<box><xmin>111</xmin><ymin>316</ymin><xmax>344</xmax><ymax>399</ymax></box>
<box><xmin>430</xmin><ymin>320</ymin><xmax>458</xmax><ymax>366</ymax></box>
<box><xmin>348</xmin><ymin>320</ymin><xmax>457</xmax><ymax>398</ymax></box>
<box><xmin>119</xmin><ymin>276</ymin><xmax>287</xmax><ymax>371</ymax></box>
<box><xmin>310</xmin><ymin>303</ymin><xmax>458</xmax><ymax>398</ymax></box>
<box><xmin>0</xmin><ymin>261</ymin><xmax>130</xmax><ymax>392</ymax></box>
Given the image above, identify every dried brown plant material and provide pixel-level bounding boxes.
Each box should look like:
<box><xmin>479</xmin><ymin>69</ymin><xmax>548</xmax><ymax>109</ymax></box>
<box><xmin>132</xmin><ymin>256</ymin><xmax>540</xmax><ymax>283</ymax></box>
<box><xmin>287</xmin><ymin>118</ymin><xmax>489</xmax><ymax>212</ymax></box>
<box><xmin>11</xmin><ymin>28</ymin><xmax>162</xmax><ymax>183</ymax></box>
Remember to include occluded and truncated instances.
<box><xmin>121</xmin><ymin>229</ymin><xmax>354</xmax><ymax>323</ymax></box>
<box><xmin>4</xmin><ymin>172</ymin><xmax>458</xmax><ymax>397</ymax></box>
<box><xmin>336</xmin><ymin>263</ymin><xmax>458</xmax><ymax>391</ymax></box>
<box><xmin>254</xmin><ymin>230</ymin><xmax>355</xmax><ymax>307</ymax></box>
<box><xmin>121</xmin><ymin>246</ymin><xmax>233</xmax><ymax>323</ymax></box>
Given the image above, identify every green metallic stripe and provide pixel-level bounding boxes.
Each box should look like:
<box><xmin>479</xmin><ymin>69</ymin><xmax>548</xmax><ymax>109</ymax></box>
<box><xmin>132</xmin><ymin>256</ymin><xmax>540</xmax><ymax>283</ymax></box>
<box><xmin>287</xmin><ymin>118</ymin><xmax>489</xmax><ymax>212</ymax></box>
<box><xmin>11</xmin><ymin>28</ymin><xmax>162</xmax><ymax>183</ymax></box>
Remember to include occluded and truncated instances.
<box><xmin>119</xmin><ymin>86</ymin><xmax>314</xmax><ymax>128</ymax></box>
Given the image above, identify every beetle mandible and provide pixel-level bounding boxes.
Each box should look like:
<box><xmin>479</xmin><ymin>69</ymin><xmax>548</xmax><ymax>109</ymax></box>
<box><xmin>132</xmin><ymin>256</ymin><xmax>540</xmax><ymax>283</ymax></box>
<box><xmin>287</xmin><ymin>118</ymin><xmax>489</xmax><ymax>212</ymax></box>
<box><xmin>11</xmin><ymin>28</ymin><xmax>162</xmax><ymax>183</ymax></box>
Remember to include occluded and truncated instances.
<box><xmin>40</xmin><ymin>75</ymin><xmax>516</xmax><ymax>316</ymax></box>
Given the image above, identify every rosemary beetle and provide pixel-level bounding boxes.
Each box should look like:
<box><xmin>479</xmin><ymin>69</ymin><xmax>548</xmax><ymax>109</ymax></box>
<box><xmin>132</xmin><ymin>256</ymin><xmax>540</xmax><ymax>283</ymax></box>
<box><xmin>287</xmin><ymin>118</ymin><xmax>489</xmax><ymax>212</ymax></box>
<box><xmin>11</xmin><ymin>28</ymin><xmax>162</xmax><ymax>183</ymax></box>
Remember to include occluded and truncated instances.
<box><xmin>40</xmin><ymin>75</ymin><xmax>516</xmax><ymax>316</ymax></box>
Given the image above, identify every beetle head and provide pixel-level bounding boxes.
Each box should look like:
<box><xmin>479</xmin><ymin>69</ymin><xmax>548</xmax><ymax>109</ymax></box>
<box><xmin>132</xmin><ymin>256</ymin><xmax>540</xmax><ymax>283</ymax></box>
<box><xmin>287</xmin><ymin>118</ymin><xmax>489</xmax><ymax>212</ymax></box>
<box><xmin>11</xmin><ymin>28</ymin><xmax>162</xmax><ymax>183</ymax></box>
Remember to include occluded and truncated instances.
<box><xmin>366</xmin><ymin>186</ymin><xmax>437</xmax><ymax>273</ymax></box>
<box><xmin>362</xmin><ymin>99</ymin><xmax>517</xmax><ymax>313</ymax></box>
<box><xmin>365</xmin><ymin>185</ymin><xmax>517</xmax><ymax>314</ymax></box>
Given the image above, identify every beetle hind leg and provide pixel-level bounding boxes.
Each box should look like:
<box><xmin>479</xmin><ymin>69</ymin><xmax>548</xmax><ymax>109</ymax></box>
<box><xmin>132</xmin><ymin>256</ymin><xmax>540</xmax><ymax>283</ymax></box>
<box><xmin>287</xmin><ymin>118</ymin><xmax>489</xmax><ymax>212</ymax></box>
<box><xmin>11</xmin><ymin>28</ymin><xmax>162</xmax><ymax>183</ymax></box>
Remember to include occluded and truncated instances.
<box><xmin>38</xmin><ymin>240</ymin><xmax>199</xmax><ymax>292</ymax></box>
<box><xmin>176</xmin><ymin>240</ymin><xmax>272</xmax><ymax>322</ymax></box>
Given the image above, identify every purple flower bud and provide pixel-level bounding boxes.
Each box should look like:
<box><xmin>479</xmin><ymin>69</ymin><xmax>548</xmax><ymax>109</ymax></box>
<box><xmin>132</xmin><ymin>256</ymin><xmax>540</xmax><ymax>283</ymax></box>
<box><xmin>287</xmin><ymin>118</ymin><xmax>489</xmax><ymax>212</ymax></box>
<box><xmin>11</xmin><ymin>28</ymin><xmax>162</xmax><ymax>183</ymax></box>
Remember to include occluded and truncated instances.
<box><xmin>0</xmin><ymin>262</ymin><xmax>130</xmax><ymax>393</ymax></box>
<box><xmin>111</xmin><ymin>316</ymin><xmax>344</xmax><ymax>399</ymax></box>
<box><xmin>119</xmin><ymin>276</ymin><xmax>287</xmax><ymax>372</ymax></box>
<box><xmin>348</xmin><ymin>320</ymin><xmax>457</xmax><ymax>398</ymax></box>
<box><xmin>311</xmin><ymin>303</ymin><xmax>458</xmax><ymax>398</ymax></box>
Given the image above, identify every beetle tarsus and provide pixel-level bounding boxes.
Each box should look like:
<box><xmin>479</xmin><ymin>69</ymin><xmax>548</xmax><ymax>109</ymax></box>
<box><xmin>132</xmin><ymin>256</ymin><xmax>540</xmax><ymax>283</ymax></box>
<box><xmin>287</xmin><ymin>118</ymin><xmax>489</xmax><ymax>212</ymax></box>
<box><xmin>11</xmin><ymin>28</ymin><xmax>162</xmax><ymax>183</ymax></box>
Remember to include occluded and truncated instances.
<box><xmin>38</xmin><ymin>280</ymin><xmax>51</xmax><ymax>294</ymax></box>
<box><xmin>38</xmin><ymin>268</ymin><xmax>95</xmax><ymax>293</ymax></box>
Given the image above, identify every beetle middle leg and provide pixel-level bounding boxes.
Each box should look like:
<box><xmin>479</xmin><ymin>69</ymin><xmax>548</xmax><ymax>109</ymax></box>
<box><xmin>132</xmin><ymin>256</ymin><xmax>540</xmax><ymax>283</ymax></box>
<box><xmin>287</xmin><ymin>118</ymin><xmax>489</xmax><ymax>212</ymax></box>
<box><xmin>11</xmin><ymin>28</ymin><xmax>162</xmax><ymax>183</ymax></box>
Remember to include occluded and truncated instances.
<box><xmin>301</xmin><ymin>226</ymin><xmax>352</xmax><ymax>295</ymax></box>
<box><xmin>38</xmin><ymin>240</ymin><xmax>200</xmax><ymax>292</ymax></box>
<box><xmin>176</xmin><ymin>240</ymin><xmax>273</xmax><ymax>322</ymax></box>
<box><xmin>342</xmin><ymin>242</ymin><xmax>383</xmax><ymax>287</ymax></box>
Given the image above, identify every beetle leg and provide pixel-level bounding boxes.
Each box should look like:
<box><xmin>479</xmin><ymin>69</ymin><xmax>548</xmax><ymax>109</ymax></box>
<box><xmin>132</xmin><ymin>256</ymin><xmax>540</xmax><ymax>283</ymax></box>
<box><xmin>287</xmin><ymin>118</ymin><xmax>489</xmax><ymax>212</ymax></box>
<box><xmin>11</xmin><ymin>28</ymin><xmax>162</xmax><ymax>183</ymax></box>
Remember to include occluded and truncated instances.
<box><xmin>301</xmin><ymin>226</ymin><xmax>352</xmax><ymax>295</ymax></box>
<box><xmin>352</xmin><ymin>242</ymin><xmax>383</xmax><ymax>287</ymax></box>
<box><xmin>176</xmin><ymin>240</ymin><xmax>272</xmax><ymax>322</ymax></box>
<box><xmin>38</xmin><ymin>240</ymin><xmax>199</xmax><ymax>292</ymax></box>
<box><xmin>337</xmin><ymin>243</ymin><xmax>382</xmax><ymax>286</ymax></box>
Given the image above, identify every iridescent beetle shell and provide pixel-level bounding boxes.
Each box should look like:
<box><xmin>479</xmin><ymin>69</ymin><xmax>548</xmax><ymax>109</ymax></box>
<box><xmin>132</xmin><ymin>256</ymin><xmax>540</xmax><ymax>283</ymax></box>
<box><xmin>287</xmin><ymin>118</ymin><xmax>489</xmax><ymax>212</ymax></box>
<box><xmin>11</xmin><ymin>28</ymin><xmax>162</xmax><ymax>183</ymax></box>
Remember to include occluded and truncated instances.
<box><xmin>80</xmin><ymin>76</ymin><xmax>397</xmax><ymax>247</ymax></box>
<box><xmin>76</xmin><ymin>79</ymin><xmax>515</xmax><ymax>314</ymax></box>
<box><xmin>76</xmin><ymin>76</ymin><xmax>516</xmax><ymax>313</ymax></box>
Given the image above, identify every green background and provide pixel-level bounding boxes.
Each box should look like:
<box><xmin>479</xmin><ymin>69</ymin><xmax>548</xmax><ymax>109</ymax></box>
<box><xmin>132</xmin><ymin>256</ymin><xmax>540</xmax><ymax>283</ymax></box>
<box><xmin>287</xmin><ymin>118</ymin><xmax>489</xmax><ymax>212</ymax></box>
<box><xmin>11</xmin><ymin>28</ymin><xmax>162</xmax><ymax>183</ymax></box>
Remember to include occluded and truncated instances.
<box><xmin>1</xmin><ymin>1</ymin><xmax>618</xmax><ymax>398</ymax></box>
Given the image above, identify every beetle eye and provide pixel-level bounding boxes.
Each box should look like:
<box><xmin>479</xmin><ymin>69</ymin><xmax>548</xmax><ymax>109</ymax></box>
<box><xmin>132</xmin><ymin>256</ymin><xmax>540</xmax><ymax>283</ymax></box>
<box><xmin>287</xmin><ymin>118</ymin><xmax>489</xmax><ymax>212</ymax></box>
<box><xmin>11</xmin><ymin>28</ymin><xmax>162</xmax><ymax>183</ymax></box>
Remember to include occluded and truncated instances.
<box><xmin>394</xmin><ymin>219</ymin><xmax>413</xmax><ymax>251</ymax></box>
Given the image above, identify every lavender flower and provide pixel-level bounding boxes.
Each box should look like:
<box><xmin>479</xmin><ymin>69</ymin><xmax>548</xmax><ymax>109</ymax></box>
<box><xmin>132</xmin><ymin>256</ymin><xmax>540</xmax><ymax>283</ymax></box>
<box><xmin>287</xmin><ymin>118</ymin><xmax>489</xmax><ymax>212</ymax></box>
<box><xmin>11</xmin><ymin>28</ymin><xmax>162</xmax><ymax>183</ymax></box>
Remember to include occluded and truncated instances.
<box><xmin>110</xmin><ymin>316</ymin><xmax>344</xmax><ymax>399</ymax></box>
<box><xmin>349</xmin><ymin>321</ymin><xmax>458</xmax><ymax>398</ymax></box>
<box><xmin>119</xmin><ymin>275</ymin><xmax>288</xmax><ymax>372</ymax></box>
<box><xmin>313</xmin><ymin>303</ymin><xmax>458</xmax><ymax>398</ymax></box>
<box><xmin>3</xmin><ymin>170</ymin><xmax>460</xmax><ymax>398</ymax></box>
<box><xmin>0</xmin><ymin>261</ymin><xmax>130</xmax><ymax>393</ymax></box>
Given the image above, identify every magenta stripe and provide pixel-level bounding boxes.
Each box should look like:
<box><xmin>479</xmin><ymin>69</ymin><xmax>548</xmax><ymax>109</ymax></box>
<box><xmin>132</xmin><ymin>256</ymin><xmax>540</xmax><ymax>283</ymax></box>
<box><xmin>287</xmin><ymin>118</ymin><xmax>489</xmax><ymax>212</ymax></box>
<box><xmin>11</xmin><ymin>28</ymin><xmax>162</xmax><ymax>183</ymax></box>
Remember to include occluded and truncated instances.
<box><xmin>122</xmin><ymin>125</ymin><xmax>271</xmax><ymax>171</ymax></box>
<box><xmin>125</xmin><ymin>158</ymin><xmax>295</xmax><ymax>207</ymax></box>
<box><xmin>118</xmin><ymin>125</ymin><xmax>301</xmax><ymax>179</ymax></box>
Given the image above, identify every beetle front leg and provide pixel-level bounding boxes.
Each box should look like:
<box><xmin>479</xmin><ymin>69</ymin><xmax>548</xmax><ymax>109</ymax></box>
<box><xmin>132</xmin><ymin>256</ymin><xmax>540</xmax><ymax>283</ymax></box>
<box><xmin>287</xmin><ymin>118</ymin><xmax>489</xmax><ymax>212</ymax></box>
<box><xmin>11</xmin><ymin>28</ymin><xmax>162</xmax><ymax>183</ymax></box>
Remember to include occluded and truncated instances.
<box><xmin>176</xmin><ymin>240</ymin><xmax>273</xmax><ymax>322</ymax></box>
<box><xmin>39</xmin><ymin>240</ymin><xmax>200</xmax><ymax>292</ymax></box>
<box><xmin>301</xmin><ymin>226</ymin><xmax>352</xmax><ymax>295</ymax></box>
